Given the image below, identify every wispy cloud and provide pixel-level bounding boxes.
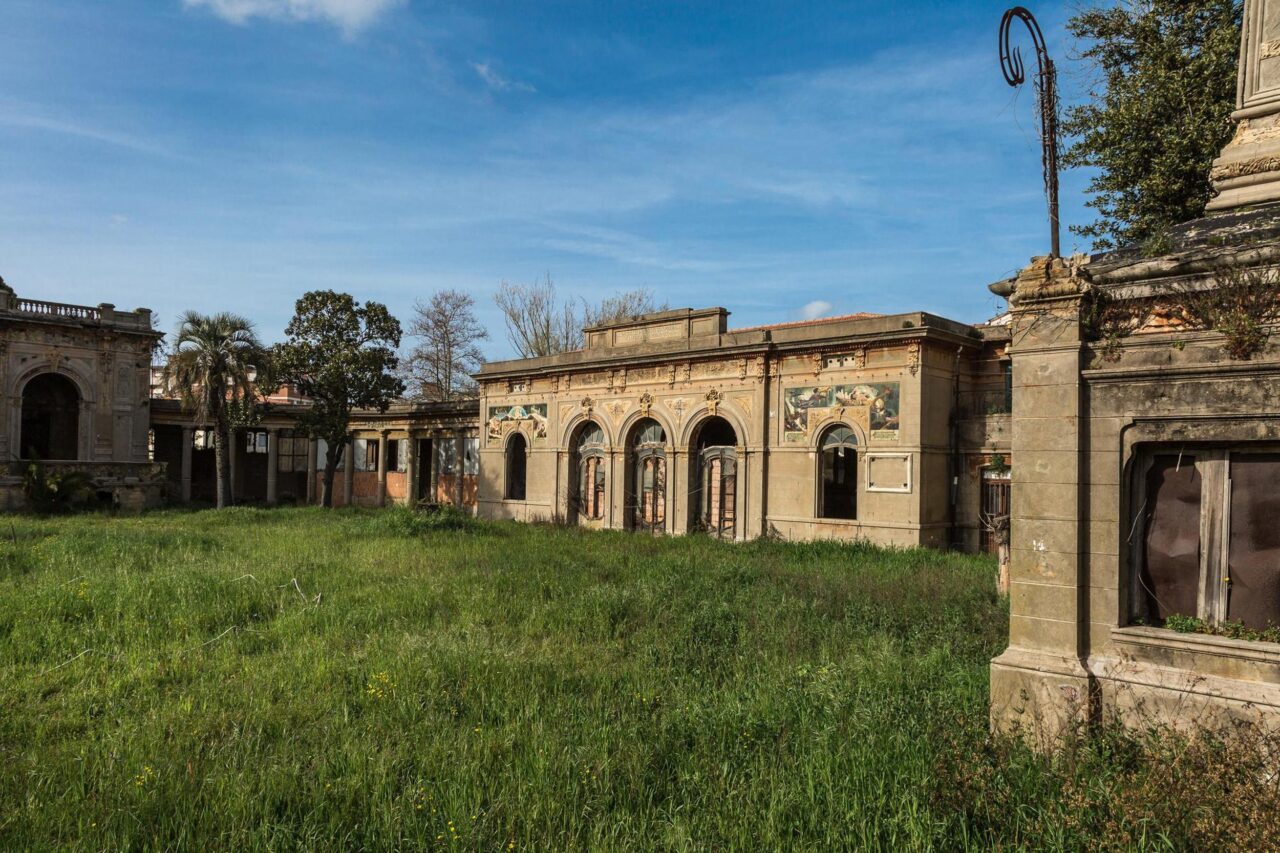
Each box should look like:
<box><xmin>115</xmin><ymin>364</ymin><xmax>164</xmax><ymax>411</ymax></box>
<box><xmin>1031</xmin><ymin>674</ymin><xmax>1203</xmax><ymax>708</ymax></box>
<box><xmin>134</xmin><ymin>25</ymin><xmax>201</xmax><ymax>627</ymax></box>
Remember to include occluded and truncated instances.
<box><xmin>471</xmin><ymin>62</ymin><xmax>535</xmax><ymax>94</ymax></box>
<box><xmin>0</xmin><ymin>108</ymin><xmax>179</xmax><ymax>159</ymax></box>
<box><xmin>798</xmin><ymin>300</ymin><xmax>833</xmax><ymax>321</ymax></box>
<box><xmin>181</xmin><ymin>0</ymin><xmax>404</xmax><ymax>35</ymax></box>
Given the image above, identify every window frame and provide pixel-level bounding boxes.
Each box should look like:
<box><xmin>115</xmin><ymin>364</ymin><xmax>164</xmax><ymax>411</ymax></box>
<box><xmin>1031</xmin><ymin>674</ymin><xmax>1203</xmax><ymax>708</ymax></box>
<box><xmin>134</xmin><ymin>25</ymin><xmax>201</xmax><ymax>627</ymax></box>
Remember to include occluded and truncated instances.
<box><xmin>573</xmin><ymin>422</ymin><xmax>607</xmax><ymax>521</ymax></box>
<box><xmin>277</xmin><ymin>430</ymin><xmax>309</xmax><ymax>473</ymax></box>
<box><xmin>245</xmin><ymin>430</ymin><xmax>269</xmax><ymax>455</ymax></box>
<box><xmin>1129</xmin><ymin>443</ymin><xmax>1280</xmax><ymax>632</ymax></box>
<box><xmin>353</xmin><ymin>437</ymin><xmax>379</xmax><ymax>472</ymax></box>
<box><xmin>629</xmin><ymin>418</ymin><xmax>667</xmax><ymax>534</ymax></box>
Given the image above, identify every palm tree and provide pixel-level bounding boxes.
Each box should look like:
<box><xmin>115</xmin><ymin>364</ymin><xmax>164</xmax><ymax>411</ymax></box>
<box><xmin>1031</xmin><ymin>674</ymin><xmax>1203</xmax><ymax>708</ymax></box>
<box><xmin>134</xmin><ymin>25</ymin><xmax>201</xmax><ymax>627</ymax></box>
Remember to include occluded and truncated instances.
<box><xmin>162</xmin><ymin>311</ymin><xmax>263</xmax><ymax>509</ymax></box>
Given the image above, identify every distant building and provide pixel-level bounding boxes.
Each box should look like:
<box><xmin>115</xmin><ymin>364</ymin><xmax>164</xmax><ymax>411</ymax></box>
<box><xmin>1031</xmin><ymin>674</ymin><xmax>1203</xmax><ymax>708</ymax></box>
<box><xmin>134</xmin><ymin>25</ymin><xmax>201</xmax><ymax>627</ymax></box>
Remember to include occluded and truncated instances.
<box><xmin>476</xmin><ymin>306</ymin><xmax>1012</xmax><ymax>550</ymax></box>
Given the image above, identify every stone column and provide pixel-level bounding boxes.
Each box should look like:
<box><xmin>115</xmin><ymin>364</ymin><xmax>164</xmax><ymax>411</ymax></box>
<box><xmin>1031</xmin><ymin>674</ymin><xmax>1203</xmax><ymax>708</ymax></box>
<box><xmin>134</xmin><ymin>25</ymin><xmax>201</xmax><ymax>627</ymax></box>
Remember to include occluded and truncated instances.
<box><xmin>608</xmin><ymin>448</ymin><xmax>623</xmax><ymax>530</ymax></box>
<box><xmin>668</xmin><ymin>448</ymin><xmax>685</xmax><ymax>536</ymax></box>
<box><xmin>454</xmin><ymin>430</ymin><xmax>466</xmax><ymax>507</ymax></box>
<box><xmin>376</xmin><ymin>430</ymin><xmax>389</xmax><ymax>507</ymax></box>
<box><xmin>181</xmin><ymin>426</ymin><xmax>193</xmax><ymax>504</ymax></box>
<box><xmin>405</xmin><ymin>433</ymin><xmax>418</xmax><ymax>507</ymax></box>
<box><xmin>1210</xmin><ymin>0</ymin><xmax>1280</xmax><ymax>209</ymax></box>
<box><xmin>429</xmin><ymin>431</ymin><xmax>441</xmax><ymax>503</ymax></box>
<box><xmin>989</xmin><ymin>256</ymin><xmax>1091</xmax><ymax>745</ymax></box>
<box><xmin>306</xmin><ymin>439</ymin><xmax>318</xmax><ymax>505</ymax></box>
<box><xmin>343</xmin><ymin>435</ymin><xmax>355</xmax><ymax>507</ymax></box>
<box><xmin>266</xmin><ymin>427</ymin><xmax>279</xmax><ymax>506</ymax></box>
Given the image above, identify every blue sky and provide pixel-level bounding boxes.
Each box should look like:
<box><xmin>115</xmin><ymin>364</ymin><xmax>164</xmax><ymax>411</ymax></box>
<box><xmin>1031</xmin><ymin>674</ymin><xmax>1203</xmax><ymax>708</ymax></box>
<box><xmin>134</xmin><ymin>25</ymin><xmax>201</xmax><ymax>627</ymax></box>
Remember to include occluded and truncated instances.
<box><xmin>0</xmin><ymin>0</ymin><xmax>1098</xmax><ymax>358</ymax></box>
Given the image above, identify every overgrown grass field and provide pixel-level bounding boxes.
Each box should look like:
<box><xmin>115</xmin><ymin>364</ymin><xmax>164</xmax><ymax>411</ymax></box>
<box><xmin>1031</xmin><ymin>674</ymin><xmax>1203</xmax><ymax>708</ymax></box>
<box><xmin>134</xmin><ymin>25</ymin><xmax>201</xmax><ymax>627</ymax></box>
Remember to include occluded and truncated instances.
<box><xmin>1</xmin><ymin>508</ymin><xmax>1276</xmax><ymax>850</ymax></box>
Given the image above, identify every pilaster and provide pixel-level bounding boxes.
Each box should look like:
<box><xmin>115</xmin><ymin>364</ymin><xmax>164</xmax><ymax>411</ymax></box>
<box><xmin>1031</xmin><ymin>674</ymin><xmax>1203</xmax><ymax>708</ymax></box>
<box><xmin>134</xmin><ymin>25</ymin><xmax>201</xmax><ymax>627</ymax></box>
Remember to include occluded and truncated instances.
<box><xmin>990</xmin><ymin>255</ymin><xmax>1094</xmax><ymax>743</ymax></box>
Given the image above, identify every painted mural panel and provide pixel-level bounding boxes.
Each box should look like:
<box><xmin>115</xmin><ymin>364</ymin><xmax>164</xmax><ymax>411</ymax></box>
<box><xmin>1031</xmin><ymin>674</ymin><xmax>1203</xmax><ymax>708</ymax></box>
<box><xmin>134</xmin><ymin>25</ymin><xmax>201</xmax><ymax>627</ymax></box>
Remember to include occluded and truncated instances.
<box><xmin>783</xmin><ymin>383</ymin><xmax>900</xmax><ymax>443</ymax></box>
<box><xmin>487</xmin><ymin>403</ymin><xmax>549</xmax><ymax>442</ymax></box>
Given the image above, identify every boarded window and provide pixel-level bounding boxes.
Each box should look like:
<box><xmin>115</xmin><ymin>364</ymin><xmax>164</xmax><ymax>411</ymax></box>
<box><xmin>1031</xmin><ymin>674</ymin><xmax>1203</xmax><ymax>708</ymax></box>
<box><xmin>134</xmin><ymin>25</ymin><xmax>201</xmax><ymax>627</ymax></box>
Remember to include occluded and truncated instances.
<box><xmin>1133</xmin><ymin>448</ymin><xmax>1280</xmax><ymax>633</ymax></box>
<box><xmin>277</xmin><ymin>431</ymin><xmax>309</xmax><ymax>472</ymax></box>
<box><xmin>1139</xmin><ymin>455</ymin><xmax>1202</xmax><ymax>624</ymax></box>
<box><xmin>1228</xmin><ymin>454</ymin><xmax>1280</xmax><ymax>630</ymax></box>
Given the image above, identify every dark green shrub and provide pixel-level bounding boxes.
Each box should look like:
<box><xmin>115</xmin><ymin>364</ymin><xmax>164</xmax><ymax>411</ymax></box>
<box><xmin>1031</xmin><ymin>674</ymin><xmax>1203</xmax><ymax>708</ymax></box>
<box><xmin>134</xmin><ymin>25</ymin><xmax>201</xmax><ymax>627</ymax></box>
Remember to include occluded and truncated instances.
<box><xmin>20</xmin><ymin>462</ymin><xmax>93</xmax><ymax>514</ymax></box>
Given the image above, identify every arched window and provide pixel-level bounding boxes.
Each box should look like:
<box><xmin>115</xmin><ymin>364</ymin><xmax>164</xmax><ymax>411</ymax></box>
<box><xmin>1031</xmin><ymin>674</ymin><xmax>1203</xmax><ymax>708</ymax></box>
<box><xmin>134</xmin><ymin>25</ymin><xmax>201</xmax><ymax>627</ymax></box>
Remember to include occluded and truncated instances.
<box><xmin>819</xmin><ymin>425</ymin><xmax>858</xmax><ymax>520</ymax></box>
<box><xmin>629</xmin><ymin>418</ymin><xmax>667</xmax><ymax>534</ymax></box>
<box><xmin>21</xmin><ymin>373</ymin><xmax>80</xmax><ymax>460</ymax></box>
<box><xmin>505</xmin><ymin>432</ymin><xmax>528</xmax><ymax>500</ymax></box>
<box><xmin>574</xmin><ymin>422</ymin><xmax>607</xmax><ymax>520</ymax></box>
<box><xmin>693</xmin><ymin>416</ymin><xmax>738</xmax><ymax>539</ymax></box>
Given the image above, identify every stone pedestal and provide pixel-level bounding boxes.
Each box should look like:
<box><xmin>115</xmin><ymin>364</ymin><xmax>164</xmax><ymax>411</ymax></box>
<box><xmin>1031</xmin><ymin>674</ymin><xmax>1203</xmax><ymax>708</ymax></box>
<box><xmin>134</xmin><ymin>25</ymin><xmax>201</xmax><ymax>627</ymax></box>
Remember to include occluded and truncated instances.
<box><xmin>1209</xmin><ymin>0</ymin><xmax>1280</xmax><ymax>209</ymax></box>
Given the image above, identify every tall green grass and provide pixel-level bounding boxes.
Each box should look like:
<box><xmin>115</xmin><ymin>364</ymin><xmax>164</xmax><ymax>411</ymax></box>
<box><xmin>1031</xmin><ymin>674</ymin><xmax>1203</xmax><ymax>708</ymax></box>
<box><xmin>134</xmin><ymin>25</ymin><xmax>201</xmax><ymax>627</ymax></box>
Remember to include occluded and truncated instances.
<box><xmin>0</xmin><ymin>508</ymin><xmax>1274</xmax><ymax>850</ymax></box>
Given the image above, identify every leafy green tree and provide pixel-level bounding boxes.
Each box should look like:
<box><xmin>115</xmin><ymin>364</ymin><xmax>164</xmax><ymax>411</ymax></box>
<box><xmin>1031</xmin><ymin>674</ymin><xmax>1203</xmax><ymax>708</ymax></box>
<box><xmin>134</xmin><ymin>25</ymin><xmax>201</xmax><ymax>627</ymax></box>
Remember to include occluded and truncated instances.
<box><xmin>162</xmin><ymin>311</ymin><xmax>264</xmax><ymax>509</ymax></box>
<box><xmin>1063</xmin><ymin>0</ymin><xmax>1242</xmax><ymax>251</ymax></box>
<box><xmin>271</xmin><ymin>291</ymin><xmax>404</xmax><ymax>507</ymax></box>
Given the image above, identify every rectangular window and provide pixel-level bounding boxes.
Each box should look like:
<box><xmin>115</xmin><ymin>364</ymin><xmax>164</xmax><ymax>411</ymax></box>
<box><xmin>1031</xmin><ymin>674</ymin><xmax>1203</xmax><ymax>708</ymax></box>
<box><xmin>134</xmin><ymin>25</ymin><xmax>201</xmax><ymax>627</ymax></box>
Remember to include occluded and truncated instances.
<box><xmin>353</xmin><ymin>438</ymin><xmax>379</xmax><ymax>472</ymax></box>
<box><xmin>1133</xmin><ymin>447</ymin><xmax>1280</xmax><ymax>632</ymax></box>
<box><xmin>244</xmin><ymin>430</ymin><xmax>269</xmax><ymax>454</ymax></box>
<box><xmin>463</xmin><ymin>437</ymin><xmax>479</xmax><ymax>475</ymax></box>
<box><xmin>980</xmin><ymin>468</ymin><xmax>1011</xmax><ymax>555</ymax></box>
<box><xmin>277</xmin><ymin>431</ymin><xmax>309</xmax><ymax>472</ymax></box>
<box><xmin>385</xmin><ymin>439</ymin><xmax>409</xmax><ymax>473</ymax></box>
<box><xmin>437</xmin><ymin>440</ymin><xmax>458</xmax><ymax>475</ymax></box>
<box><xmin>193</xmin><ymin>429</ymin><xmax>215</xmax><ymax>450</ymax></box>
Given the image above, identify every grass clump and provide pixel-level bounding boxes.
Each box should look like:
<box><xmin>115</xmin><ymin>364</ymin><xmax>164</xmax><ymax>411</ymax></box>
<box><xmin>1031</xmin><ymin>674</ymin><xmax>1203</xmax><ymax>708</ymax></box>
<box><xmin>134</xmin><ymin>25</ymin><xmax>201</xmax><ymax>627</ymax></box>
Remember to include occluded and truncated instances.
<box><xmin>0</xmin><ymin>507</ymin><xmax>1275</xmax><ymax>849</ymax></box>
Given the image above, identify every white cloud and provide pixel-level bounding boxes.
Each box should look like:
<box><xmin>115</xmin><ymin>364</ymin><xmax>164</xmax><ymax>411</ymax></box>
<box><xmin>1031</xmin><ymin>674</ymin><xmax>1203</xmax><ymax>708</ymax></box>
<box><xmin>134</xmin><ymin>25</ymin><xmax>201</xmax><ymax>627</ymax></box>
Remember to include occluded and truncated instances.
<box><xmin>182</xmin><ymin>0</ymin><xmax>404</xmax><ymax>34</ymax></box>
<box><xmin>798</xmin><ymin>300</ymin><xmax>833</xmax><ymax>321</ymax></box>
<box><xmin>471</xmin><ymin>62</ymin><xmax>535</xmax><ymax>94</ymax></box>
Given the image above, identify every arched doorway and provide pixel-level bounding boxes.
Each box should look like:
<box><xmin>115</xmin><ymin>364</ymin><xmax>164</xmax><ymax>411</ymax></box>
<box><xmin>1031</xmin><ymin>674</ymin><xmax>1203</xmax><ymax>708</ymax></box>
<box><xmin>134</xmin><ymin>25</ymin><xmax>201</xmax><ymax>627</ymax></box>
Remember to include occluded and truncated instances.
<box><xmin>691</xmin><ymin>416</ymin><xmax>738</xmax><ymax>540</ymax></box>
<box><xmin>627</xmin><ymin>418</ymin><xmax>667</xmax><ymax>534</ymax></box>
<box><xmin>505</xmin><ymin>433</ymin><xmax>528</xmax><ymax>500</ymax></box>
<box><xmin>817</xmin><ymin>425</ymin><xmax>858</xmax><ymax>520</ymax></box>
<box><xmin>20</xmin><ymin>373</ymin><xmax>80</xmax><ymax>460</ymax></box>
<box><xmin>569</xmin><ymin>421</ymin><xmax>607</xmax><ymax>523</ymax></box>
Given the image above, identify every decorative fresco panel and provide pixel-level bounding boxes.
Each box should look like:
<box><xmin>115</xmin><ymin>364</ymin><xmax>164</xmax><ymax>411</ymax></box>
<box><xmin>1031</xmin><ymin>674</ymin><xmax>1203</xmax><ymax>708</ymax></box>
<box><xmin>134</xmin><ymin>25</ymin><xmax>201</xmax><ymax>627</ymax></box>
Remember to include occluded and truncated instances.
<box><xmin>783</xmin><ymin>383</ymin><xmax>900</xmax><ymax>443</ymax></box>
<box><xmin>487</xmin><ymin>403</ymin><xmax>549</xmax><ymax>442</ymax></box>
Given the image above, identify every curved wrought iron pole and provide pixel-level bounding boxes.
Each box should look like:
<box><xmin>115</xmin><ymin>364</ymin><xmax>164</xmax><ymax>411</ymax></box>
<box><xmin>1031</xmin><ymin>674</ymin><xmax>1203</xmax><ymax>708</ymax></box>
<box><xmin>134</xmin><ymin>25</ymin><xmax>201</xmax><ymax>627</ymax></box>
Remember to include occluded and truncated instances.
<box><xmin>1000</xmin><ymin>6</ymin><xmax>1060</xmax><ymax>258</ymax></box>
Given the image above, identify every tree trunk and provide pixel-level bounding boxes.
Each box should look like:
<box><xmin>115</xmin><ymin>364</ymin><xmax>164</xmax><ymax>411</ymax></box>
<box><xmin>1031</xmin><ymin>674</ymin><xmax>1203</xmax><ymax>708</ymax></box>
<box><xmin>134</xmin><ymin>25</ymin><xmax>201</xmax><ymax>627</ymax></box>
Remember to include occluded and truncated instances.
<box><xmin>321</xmin><ymin>446</ymin><xmax>340</xmax><ymax>508</ymax></box>
<box><xmin>214</xmin><ymin>426</ymin><xmax>231</xmax><ymax>509</ymax></box>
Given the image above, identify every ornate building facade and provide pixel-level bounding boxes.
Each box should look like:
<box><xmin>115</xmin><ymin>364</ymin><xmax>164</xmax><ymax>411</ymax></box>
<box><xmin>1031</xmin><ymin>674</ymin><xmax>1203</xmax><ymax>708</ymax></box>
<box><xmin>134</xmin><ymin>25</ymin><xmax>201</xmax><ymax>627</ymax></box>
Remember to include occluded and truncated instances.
<box><xmin>476</xmin><ymin>307</ymin><xmax>1012</xmax><ymax>550</ymax></box>
<box><xmin>0</xmin><ymin>287</ymin><xmax>164</xmax><ymax>510</ymax></box>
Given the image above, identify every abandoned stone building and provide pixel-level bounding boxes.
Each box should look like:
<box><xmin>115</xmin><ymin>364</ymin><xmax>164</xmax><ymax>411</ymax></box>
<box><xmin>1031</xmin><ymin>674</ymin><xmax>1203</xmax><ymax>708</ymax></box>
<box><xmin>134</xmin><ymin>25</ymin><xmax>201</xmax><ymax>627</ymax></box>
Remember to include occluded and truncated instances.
<box><xmin>0</xmin><ymin>285</ymin><xmax>165</xmax><ymax>510</ymax></box>
<box><xmin>990</xmin><ymin>0</ymin><xmax>1280</xmax><ymax>739</ymax></box>
<box><xmin>0</xmin><ymin>277</ymin><xmax>1012</xmax><ymax>551</ymax></box>
<box><xmin>147</xmin><ymin>395</ymin><xmax>479</xmax><ymax>510</ymax></box>
<box><xmin>475</xmin><ymin>307</ymin><xmax>1012</xmax><ymax>551</ymax></box>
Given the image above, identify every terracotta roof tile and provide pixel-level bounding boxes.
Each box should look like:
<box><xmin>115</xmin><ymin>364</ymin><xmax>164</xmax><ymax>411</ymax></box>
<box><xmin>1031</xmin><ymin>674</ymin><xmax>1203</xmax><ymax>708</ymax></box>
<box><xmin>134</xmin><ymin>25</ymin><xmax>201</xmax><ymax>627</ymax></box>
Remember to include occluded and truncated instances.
<box><xmin>729</xmin><ymin>312</ymin><xmax>882</xmax><ymax>334</ymax></box>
